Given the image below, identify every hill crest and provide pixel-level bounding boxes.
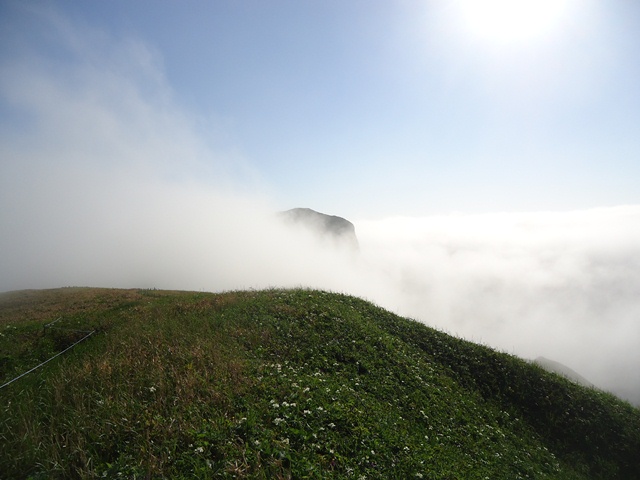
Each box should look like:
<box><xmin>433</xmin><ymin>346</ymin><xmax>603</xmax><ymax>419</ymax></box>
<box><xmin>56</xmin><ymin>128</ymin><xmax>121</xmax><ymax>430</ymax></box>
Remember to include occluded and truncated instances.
<box><xmin>1</xmin><ymin>287</ymin><xmax>638</xmax><ymax>479</ymax></box>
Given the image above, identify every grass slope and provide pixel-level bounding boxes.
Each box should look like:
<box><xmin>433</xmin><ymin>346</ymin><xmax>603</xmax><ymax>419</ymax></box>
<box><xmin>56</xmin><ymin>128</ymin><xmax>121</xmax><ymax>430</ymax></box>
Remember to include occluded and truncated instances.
<box><xmin>1</xmin><ymin>288</ymin><xmax>639</xmax><ymax>479</ymax></box>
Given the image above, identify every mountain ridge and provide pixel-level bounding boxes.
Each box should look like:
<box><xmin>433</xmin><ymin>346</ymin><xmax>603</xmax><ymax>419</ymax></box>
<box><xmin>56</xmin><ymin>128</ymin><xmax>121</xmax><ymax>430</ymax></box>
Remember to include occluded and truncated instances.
<box><xmin>1</xmin><ymin>287</ymin><xmax>638</xmax><ymax>479</ymax></box>
<box><xmin>533</xmin><ymin>356</ymin><xmax>594</xmax><ymax>389</ymax></box>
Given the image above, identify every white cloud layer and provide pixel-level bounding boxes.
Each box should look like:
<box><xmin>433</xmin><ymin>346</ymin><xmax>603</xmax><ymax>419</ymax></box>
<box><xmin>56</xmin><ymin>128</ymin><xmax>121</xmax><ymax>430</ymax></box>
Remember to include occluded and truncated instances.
<box><xmin>1</xmin><ymin>7</ymin><xmax>638</xmax><ymax>406</ymax></box>
<box><xmin>356</xmin><ymin>210</ymin><xmax>640</xmax><ymax>405</ymax></box>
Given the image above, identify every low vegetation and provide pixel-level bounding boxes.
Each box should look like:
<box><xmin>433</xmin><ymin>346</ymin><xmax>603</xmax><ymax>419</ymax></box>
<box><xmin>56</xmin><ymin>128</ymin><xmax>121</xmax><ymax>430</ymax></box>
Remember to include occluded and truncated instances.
<box><xmin>1</xmin><ymin>287</ymin><xmax>639</xmax><ymax>479</ymax></box>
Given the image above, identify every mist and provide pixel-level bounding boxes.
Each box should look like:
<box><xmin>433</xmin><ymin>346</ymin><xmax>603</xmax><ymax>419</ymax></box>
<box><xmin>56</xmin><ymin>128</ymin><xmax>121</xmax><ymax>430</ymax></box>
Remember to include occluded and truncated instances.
<box><xmin>356</xmin><ymin>210</ymin><xmax>640</xmax><ymax>406</ymax></box>
<box><xmin>1</xmin><ymin>8</ymin><xmax>639</xmax><ymax>406</ymax></box>
<box><xmin>0</xmin><ymin>7</ymin><xmax>384</xmax><ymax>298</ymax></box>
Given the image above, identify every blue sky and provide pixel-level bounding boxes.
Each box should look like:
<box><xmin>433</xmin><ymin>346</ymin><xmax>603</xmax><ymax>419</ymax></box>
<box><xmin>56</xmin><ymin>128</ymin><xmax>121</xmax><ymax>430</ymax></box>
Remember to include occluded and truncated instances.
<box><xmin>2</xmin><ymin>0</ymin><xmax>639</xmax><ymax>218</ymax></box>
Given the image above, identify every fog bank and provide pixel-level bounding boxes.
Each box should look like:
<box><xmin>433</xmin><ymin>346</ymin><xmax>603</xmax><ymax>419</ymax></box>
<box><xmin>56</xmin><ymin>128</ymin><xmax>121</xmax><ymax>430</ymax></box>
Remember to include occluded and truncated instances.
<box><xmin>356</xmin><ymin>210</ymin><xmax>640</xmax><ymax>405</ymax></box>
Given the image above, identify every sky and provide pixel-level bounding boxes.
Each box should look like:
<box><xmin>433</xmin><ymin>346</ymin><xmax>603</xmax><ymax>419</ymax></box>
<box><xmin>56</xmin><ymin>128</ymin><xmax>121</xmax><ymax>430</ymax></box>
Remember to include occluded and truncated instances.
<box><xmin>1</xmin><ymin>1</ymin><xmax>640</xmax><ymax>405</ymax></box>
<box><xmin>3</xmin><ymin>0</ymin><xmax>640</xmax><ymax>218</ymax></box>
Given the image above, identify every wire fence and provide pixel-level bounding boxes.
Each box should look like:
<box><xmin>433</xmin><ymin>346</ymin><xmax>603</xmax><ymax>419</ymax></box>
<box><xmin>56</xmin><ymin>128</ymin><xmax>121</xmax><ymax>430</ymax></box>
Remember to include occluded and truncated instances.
<box><xmin>0</xmin><ymin>318</ymin><xmax>95</xmax><ymax>390</ymax></box>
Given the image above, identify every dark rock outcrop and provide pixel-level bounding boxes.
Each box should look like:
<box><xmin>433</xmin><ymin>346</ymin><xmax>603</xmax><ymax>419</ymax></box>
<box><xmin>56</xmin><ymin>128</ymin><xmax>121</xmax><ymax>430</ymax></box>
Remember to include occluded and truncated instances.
<box><xmin>279</xmin><ymin>208</ymin><xmax>359</xmax><ymax>251</ymax></box>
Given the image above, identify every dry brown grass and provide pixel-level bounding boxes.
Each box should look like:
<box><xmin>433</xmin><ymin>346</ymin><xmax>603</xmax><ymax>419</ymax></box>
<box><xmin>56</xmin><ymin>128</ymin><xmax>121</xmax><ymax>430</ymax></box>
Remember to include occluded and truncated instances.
<box><xmin>0</xmin><ymin>288</ymin><xmax>146</xmax><ymax>328</ymax></box>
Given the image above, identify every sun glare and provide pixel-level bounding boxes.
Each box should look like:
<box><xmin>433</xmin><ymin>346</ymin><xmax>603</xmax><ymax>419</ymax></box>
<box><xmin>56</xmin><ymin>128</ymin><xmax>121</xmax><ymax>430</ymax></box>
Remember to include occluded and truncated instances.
<box><xmin>454</xmin><ymin>0</ymin><xmax>573</xmax><ymax>46</ymax></box>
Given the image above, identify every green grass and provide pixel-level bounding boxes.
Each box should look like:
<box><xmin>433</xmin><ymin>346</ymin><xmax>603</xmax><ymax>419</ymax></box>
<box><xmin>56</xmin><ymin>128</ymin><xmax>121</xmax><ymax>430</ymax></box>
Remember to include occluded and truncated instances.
<box><xmin>1</xmin><ymin>288</ymin><xmax>639</xmax><ymax>479</ymax></box>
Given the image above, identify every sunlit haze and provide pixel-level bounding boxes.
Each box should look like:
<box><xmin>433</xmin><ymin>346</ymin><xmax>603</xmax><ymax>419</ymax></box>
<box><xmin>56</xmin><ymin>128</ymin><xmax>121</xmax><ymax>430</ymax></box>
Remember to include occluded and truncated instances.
<box><xmin>452</xmin><ymin>0</ymin><xmax>576</xmax><ymax>45</ymax></box>
<box><xmin>1</xmin><ymin>1</ymin><xmax>639</xmax><ymax>405</ymax></box>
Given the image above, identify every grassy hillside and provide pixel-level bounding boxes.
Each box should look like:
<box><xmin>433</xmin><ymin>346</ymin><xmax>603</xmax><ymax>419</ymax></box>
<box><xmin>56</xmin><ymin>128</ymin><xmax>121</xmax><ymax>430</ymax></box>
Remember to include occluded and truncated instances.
<box><xmin>1</xmin><ymin>288</ymin><xmax>639</xmax><ymax>479</ymax></box>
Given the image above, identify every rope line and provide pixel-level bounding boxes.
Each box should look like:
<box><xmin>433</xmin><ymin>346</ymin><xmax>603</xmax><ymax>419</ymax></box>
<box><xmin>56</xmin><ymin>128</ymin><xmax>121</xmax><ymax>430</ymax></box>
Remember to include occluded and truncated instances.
<box><xmin>44</xmin><ymin>317</ymin><xmax>63</xmax><ymax>328</ymax></box>
<box><xmin>0</xmin><ymin>330</ymin><xmax>94</xmax><ymax>390</ymax></box>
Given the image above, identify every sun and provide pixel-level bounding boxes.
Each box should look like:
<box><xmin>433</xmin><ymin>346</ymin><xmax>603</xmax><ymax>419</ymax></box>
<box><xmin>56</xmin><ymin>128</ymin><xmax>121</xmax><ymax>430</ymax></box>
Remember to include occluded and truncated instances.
<box><xmin>453</xmin><ymin>0</ymin><xmax>574</xmax><ymax>46</ymax></box>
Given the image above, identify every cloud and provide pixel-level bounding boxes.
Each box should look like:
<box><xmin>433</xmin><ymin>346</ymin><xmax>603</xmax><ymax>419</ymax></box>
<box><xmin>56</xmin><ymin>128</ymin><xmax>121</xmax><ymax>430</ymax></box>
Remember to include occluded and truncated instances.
<box><xmin>0</xmin><ymin>6</ymin><xmax>378</xmax><ymax>299</ymax></box>
<box><xmin>1</xmin><ymin>6</ymin><xmax>638</xmax><ymax>406</ymax></box>
<box><xmin>356</xmin><ymin>209</ymin><xmax>640</xmax><ymax>405</ymax></box>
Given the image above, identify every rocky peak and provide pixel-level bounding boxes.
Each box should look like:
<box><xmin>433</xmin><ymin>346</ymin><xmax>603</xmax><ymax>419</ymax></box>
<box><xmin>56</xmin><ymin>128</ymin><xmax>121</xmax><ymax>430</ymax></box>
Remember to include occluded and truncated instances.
<box><xmin>279</xmin><ymin>208</ymin><xmax>359</xmax><ymax>251</ymax></box>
